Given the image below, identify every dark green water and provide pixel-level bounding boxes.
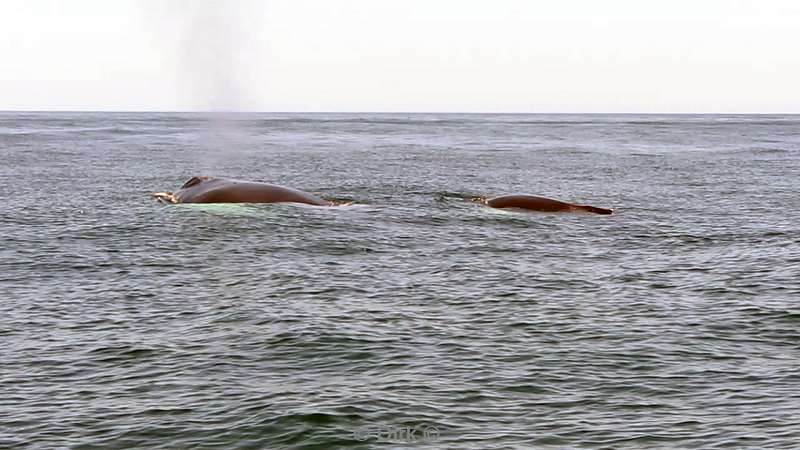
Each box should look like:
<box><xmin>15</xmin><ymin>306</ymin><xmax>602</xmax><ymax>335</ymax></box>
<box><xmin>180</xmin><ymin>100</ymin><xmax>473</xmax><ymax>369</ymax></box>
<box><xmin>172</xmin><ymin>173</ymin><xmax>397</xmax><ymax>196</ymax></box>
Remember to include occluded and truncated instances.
<box><xmin>2</xmin><ymin>113</ymin><xmax>799</xmax><ymax>449</ymax></box>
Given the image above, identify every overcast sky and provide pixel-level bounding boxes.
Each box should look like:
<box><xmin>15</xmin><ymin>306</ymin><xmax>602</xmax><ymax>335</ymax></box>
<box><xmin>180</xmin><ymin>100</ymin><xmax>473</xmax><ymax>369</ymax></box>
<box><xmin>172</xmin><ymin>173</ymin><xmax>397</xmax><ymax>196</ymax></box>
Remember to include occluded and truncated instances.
<box><xmin>1</xmin><ymin>0</ymin><xmax>798</xmax><ymax>112</ymax></box>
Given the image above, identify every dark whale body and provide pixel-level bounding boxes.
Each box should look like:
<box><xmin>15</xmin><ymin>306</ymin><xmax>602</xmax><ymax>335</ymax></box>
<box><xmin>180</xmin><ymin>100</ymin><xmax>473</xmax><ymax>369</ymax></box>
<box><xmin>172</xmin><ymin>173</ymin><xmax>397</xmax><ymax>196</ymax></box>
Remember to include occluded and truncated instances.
<box><xmin>152</xmin><ymin>176</ymin><xmax>330</xmax><ymax>206</ymax></box>
<box><xmin>481</xmin><ymin>194</ymin><xmax>613</xmax><ymax>215</ymax></box>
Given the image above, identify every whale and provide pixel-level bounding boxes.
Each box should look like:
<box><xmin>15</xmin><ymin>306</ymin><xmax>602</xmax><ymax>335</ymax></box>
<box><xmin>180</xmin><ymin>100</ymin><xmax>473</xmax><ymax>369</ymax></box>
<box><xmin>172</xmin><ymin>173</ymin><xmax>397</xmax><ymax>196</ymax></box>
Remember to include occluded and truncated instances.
<box><xmin>472</xmin><ymin>194</ymin><xmax>613</xmax><ymax>215</ymax></box>
<box><xmin>151</xmin><ymin>176</ymin><xmax>333</xmax><ymax>206</ymax></box>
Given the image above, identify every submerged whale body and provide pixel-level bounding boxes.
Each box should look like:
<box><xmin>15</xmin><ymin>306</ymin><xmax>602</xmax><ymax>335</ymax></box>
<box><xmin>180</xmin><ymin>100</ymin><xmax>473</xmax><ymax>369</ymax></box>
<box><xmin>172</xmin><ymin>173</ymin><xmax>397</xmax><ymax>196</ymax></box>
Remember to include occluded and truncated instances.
<box><xmin>477</xmin><ymin>194</ymin><xmax>613</xmax><ymax>215</ymax></box>
<box><xmin>151</xmin><ymin>176</ymin><xmax>331</xmax><ymax>206</ymax></box>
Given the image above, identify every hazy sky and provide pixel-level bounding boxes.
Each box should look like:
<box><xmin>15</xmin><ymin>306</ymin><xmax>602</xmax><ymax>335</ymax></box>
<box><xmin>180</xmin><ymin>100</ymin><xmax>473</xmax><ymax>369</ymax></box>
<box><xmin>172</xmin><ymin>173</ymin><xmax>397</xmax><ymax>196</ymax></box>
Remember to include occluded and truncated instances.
<box><xmin>1</xmin><ymin>0</ymin><xmax>798</xmax><ymax>112</ymax></box>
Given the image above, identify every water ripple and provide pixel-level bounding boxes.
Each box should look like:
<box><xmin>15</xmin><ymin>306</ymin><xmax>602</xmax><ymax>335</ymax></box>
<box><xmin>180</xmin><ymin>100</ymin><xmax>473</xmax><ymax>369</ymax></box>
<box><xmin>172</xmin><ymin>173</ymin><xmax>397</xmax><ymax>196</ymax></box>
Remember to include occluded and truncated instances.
<box><xmin>2</xmin><ymin>113</ymin><xmax>799</xmax><ymax>448</ymax></box>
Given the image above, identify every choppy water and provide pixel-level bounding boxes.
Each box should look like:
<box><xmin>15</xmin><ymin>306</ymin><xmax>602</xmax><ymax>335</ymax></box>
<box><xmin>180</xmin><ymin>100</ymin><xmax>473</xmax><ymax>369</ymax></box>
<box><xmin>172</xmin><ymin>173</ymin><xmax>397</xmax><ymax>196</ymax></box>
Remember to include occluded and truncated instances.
<box><xmin>2</xmin><ymin>112</ymin><xmax>799</xmax><ymax>449</ymax></box>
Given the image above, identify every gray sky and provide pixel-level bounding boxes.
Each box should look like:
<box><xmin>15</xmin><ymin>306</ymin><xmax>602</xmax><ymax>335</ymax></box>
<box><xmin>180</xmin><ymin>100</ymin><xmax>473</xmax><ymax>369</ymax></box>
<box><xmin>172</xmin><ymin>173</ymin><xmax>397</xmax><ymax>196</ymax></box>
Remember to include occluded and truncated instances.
<box><xmin>1</xmin><ymin>0</ymin><xmax>798</xmax><ymax>112</ymax></box>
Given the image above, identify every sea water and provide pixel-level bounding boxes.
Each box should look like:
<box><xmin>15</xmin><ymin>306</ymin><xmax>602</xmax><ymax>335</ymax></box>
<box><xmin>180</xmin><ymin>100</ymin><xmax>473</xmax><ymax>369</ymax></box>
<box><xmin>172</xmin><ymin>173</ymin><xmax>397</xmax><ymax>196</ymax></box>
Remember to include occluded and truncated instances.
<box><xmin>1</xmin><ymin>112</ymin><xmax>799</xmax><ymax>449</ymax></box>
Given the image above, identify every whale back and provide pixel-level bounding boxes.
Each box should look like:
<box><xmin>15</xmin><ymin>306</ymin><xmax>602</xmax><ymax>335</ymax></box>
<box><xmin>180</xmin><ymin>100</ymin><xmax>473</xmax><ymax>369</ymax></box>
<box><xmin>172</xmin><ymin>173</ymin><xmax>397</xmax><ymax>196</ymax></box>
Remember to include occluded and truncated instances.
<box><xmin>486</xmin><ymin>194</ymin><xmax>612</xmax><ymax>215</ymax></box>
<box><xmin>486</xmin><ymin>195</ymin><xmax>574</xmax><ymax>212</ymax></box>
<box><xmin>173</xmin><ymin>177</ymin><xmax>329</xmax><ymax>206</ymax></box>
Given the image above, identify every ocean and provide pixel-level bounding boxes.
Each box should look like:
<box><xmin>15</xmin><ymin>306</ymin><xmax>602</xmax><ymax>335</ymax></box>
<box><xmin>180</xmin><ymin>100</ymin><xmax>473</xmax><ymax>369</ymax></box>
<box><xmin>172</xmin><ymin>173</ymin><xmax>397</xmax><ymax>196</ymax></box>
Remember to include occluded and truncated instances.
<box><xmin>1</xmin><ymin>112</ymin><xmax>799</xmax><ymax>449</ymax></box>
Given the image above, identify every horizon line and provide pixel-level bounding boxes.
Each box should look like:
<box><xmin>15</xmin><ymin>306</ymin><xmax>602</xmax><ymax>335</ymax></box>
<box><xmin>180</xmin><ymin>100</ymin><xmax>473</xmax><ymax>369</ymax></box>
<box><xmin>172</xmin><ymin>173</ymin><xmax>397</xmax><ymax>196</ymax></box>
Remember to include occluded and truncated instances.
<box><xmin>1</xmin><ymin>110</ymin><xmax>799</xmax><ymax>115</ymax></box>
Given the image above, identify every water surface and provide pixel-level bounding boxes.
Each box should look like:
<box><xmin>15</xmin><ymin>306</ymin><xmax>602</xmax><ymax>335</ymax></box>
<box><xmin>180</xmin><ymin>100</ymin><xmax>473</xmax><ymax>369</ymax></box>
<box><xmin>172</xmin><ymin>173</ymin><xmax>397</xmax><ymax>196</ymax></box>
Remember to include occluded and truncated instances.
<box><xmin>2</xmin><ymin>113</ymin><xmax>799</xmax><ymax>449</ymax></box>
